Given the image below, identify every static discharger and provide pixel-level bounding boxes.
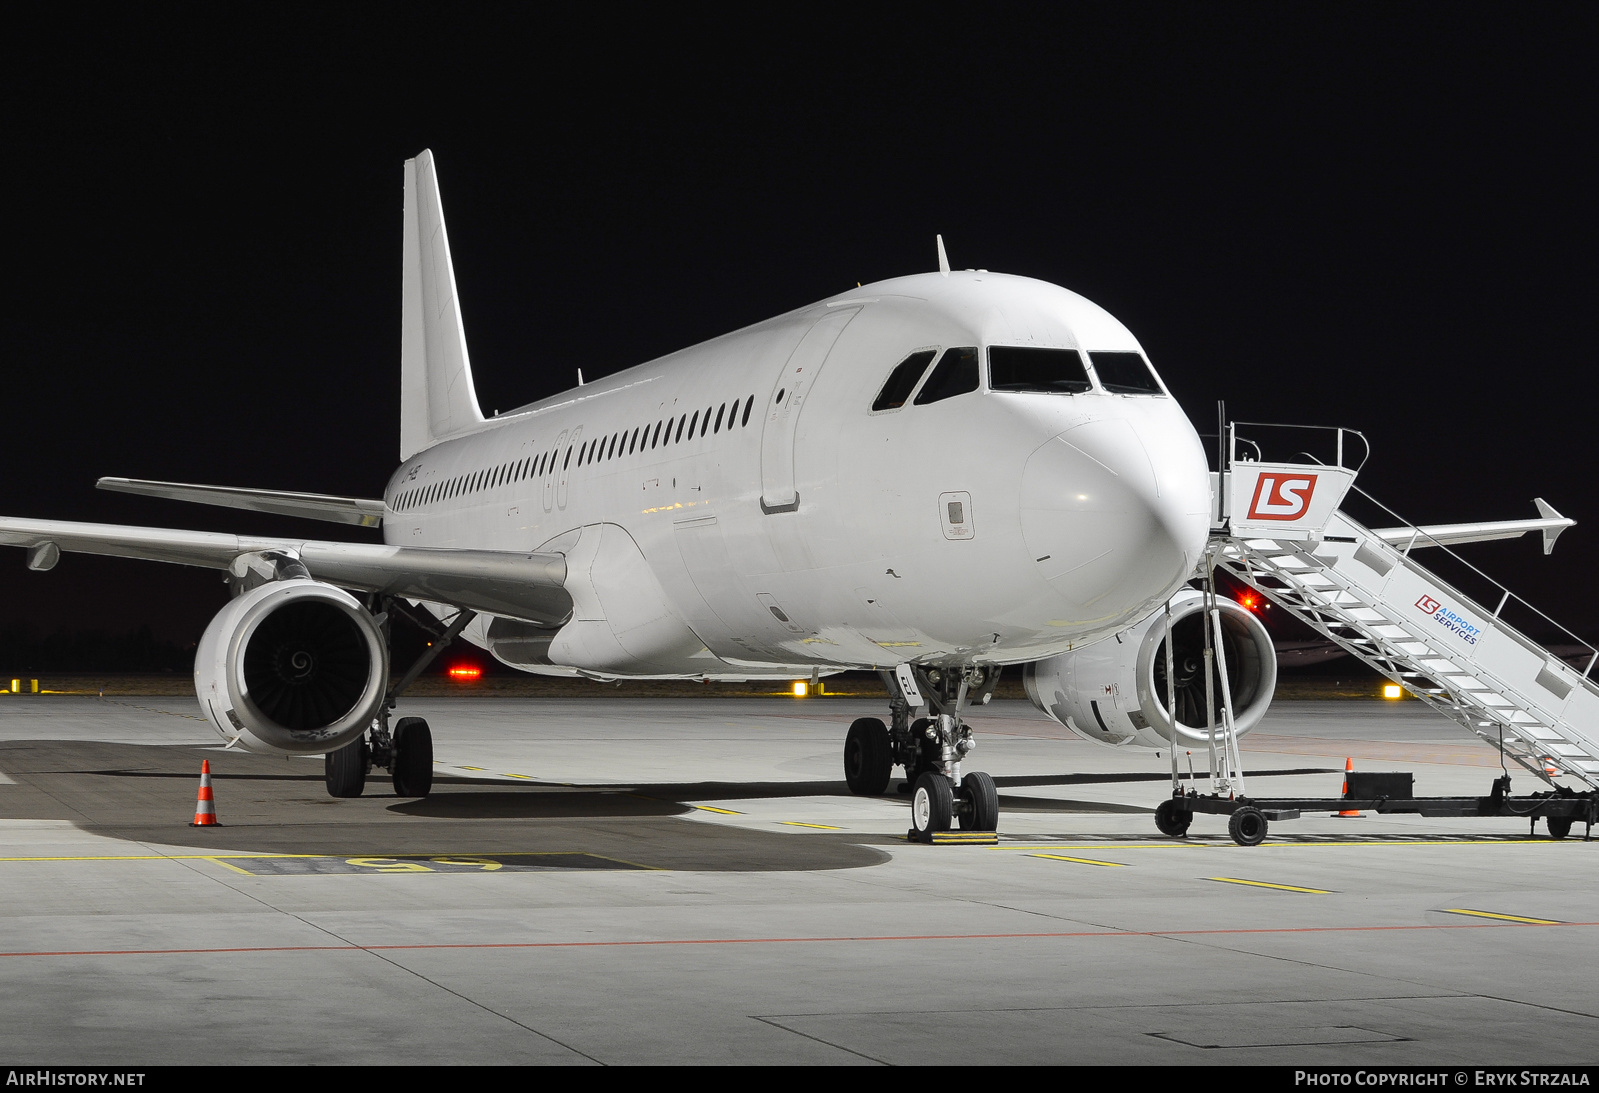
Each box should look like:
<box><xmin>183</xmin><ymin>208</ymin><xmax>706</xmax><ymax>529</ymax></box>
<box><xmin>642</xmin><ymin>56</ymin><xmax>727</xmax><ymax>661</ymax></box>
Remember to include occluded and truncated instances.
<box><xmin>190</xmin><ymin>760</ymin><xmax>220</xmax><ymax>827</ymax></box>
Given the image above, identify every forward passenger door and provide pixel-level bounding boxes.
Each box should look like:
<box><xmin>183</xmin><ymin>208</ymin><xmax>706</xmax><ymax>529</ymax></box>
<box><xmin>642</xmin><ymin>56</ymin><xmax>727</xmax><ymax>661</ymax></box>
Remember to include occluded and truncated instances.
<box><xmin>759</xmin><ymin>306</ymin><xmax>861</xmax><ymax>513</ymax></box>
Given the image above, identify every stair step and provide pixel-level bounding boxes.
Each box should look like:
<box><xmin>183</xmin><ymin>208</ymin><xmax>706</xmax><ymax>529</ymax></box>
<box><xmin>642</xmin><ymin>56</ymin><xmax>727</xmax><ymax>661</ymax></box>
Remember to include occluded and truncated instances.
<box><xmin>1223</xmin><ymin>529</ymin><xmax>1599</xmax><ymax>791</ymax></box>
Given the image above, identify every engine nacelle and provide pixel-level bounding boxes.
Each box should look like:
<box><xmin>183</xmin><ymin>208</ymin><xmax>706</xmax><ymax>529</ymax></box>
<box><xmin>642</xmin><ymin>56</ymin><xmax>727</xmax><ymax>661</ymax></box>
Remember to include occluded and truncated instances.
<box><xmin>1023</xmin><ymin>588</ymin><xmax>1276</xmax><ymax>749</ymax></box>
<box><xmin>195</xmin><ymin>579</ymin><xmax>389</xmax><ymax>754</ymax></box>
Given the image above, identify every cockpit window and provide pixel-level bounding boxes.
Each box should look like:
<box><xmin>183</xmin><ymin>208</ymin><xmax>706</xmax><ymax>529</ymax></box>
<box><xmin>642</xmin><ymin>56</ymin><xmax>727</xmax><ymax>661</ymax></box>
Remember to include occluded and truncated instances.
<box><xmin>872</xmin><ymin>350</ymin><xmax>937</xmax><ymax>411</ymax></box>
<box><xmin>1088</xmin><ymin>351</ymin><xmax>1164</xmax><ymax>395</ymax></box>
<box><xmin>988</xmin><ymin>347</ymin><xmax>1092</xmax><ymax>394</ymax></box>
<box><xmin>913</xmin><ymin>347</ymin><xmax>980</xmax><ymax>405</ymax></box>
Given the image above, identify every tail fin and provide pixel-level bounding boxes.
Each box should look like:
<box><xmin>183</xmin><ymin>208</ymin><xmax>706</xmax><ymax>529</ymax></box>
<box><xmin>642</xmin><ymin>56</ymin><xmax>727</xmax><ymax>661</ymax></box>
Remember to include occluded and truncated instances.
<box><xmin>400</xmin><ymin>150</ymin><xmax>485</xmax><ymax>460</ymax></box>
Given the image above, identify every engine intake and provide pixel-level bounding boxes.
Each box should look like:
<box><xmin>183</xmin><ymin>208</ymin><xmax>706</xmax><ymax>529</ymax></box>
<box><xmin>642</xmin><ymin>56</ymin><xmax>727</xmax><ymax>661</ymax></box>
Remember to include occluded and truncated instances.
<box><xmin>1023</xmin><ymin>588</ymin><xmax>1276</xmax><ymax>749</ymax></box>
<box><xmin>195</xmin><ymin>579</ymin><xmax>388</xmax><ymax>754</ymax></box>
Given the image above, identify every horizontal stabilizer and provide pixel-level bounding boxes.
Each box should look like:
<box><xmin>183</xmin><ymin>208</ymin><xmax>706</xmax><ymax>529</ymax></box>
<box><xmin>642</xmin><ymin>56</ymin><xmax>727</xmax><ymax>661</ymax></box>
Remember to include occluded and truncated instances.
<box><xmin>0</xmin><ymin>515</ymin><xmax>570</xmax><ymax>626</ymax></box>
<box><xmin>1370</xmin><ymin>499</ymin><xmax>1575</xmax><ymax>554</ymax></box>
<box><xmin>97</xmin><ymin>478</ymin><xmax>386</xmax><ymax>527</ymax></box>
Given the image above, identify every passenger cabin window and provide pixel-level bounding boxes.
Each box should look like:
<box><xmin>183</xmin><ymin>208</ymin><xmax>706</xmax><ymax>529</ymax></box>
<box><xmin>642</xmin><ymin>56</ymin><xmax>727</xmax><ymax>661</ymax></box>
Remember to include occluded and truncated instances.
<box><xmin>872</xmin><ymin>350</ymin><xmax>936</xmax><ymax>411</ymax></box>
<box><xmin>1088</xmin><ymin>351</ymin><xmax>1164</xmax><ymax>395</ymax></box>
<box><xmin>989</xmin><ymin>347</ymin><xmax>1092</xmax><ymax>394</ymax></box>
<box><xmin>913</xmin><ymin>347</ymin><xmax>980</xmax><ymax>406</ymax></box>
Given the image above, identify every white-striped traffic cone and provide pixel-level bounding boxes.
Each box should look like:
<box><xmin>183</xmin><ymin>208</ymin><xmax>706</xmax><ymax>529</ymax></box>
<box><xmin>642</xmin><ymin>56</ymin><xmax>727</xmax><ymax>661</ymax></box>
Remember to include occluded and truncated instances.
<box><xmin>190</xmin><ymin>760</ymin><xmax>220</xmax><ymax>827</ymax></box>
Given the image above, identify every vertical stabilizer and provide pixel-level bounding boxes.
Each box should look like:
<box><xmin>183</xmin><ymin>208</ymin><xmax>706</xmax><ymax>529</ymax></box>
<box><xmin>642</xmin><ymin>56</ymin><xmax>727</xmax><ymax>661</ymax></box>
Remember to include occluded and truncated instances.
<box><xmin>401</xmin><ymin>150</ymin><xmax>485</xmax><ymax>460</ymax></box>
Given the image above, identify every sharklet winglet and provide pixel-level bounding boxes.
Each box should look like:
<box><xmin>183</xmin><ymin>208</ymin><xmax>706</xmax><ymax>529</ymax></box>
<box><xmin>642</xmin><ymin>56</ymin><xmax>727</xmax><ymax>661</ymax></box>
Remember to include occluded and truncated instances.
<box><xmin>1533</xmin><ymin>497</ymin><xmax>1573</xmax><ymax>555</ymax></box>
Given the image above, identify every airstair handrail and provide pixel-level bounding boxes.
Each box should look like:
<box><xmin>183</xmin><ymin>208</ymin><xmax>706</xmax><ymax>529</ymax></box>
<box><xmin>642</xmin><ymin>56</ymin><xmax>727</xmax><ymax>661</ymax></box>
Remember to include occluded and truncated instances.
<box><xmin>1227</xmin><ymin>421</ymin><xmax>1371</xmax><ymax>473</ymax></box>
<box><xmin>1339</xmin><ymin>481</ymin><xmax>1598</xmax><ymax>679</ymax></box>
<box><xmin>1252</xmin><ymin>444</ymin><xmax>1596</xmax><ymax>678</ymax></box>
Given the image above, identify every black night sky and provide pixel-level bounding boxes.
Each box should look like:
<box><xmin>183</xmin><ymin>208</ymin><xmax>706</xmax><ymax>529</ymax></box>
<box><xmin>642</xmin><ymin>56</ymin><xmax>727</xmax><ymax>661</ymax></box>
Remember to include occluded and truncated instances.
<box><xmin>6</xmin><ymin>8</ymin><xmax>1597</xmax><ymax>653</ymax></box>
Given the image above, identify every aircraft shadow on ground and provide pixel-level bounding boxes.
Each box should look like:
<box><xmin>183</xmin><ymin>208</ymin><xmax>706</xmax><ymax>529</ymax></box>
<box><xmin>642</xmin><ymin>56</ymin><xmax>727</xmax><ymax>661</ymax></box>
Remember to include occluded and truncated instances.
<box><xmin>0</xmin><ymin>740</ymin><xmax>1341</xmax><ymax>869</ymax></box>
<box><xmin>397</xmin><ymin>765</ymin><xmax>1337</xmax><ymax>818</ymax></box>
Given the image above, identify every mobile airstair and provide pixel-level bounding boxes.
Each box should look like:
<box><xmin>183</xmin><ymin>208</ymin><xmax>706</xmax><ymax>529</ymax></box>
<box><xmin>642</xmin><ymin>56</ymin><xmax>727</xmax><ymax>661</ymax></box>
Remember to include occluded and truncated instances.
<box><xmin>1161</xmin><ymin>422</ymin><xmax>1599</xmax><ymax>844</ymax></box>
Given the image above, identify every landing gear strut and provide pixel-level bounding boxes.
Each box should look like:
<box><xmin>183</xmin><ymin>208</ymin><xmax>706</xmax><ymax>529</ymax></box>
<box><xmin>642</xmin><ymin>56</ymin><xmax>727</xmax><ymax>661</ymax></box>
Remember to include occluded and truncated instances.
<box><xmin>842</xmin><ymin>664</ymin><xmax>1001</xmax><ymax>841</ymax></box>
<box><xmin>321</xmin><ymin>602</ymin><xmax>474</xmax><ymax>800</ymax></box>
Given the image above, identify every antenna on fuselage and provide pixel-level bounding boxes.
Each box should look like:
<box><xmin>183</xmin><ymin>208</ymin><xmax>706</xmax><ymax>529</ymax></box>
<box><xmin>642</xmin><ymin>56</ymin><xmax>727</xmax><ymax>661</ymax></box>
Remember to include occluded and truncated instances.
<box><xmin>577</xmin><ymin>369</ymin><xmax>585</xmax><ymax>386</ymax></box>
<box><xmin>936</xmin><ymin>235</ymin><xmax>951</xmax><ymax>276</ymax></box>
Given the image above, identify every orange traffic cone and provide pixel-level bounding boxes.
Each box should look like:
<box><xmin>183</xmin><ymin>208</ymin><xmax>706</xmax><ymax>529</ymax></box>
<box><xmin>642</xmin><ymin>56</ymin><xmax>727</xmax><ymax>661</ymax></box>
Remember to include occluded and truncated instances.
<box><xmin>190</xmin><ymin>760</ymin><xmax>220</xmax><ymax>826</ymax></box>
<box><xmin>1333</xmin><ymin>757</ymin><xmax>1362</xmax><ymax>817</ymax></box>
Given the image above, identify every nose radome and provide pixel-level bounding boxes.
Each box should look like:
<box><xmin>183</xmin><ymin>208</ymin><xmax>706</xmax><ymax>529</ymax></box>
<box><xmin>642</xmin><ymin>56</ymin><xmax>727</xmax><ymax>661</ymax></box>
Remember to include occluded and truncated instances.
<box><xmin>1019</xmin><ymin>417</ymin><xmax>1209</xmax><ymax>626</ymax></box>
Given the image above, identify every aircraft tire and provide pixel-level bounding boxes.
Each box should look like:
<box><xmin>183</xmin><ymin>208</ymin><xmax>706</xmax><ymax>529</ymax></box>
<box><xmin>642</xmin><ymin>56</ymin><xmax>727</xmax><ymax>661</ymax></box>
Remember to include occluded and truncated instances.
<box><xmin>1155</xmin><ymin>799</ymin><xmax>1191</xmax><ymax>838</ymax></box>
<box><xmin>911</xmin><ymin>772</ymin><xmax>954</xmax><ymax>840</ymax></box>
<box><xmin>961</xmin><ymin>771</ymin><xmax>998</xmax><ymax>831</ymax></box>
<box><xmin>325</xmin><ymin>736</ymin><xmax>368</xmax><ymax>798</ymax></box>
<box><xmin>844</xmin><ymin>717</ymin><xmax>892</xmax><ymax>795</ymax></box>
<box><xmin>901</xmin><ymin>718</ymin><xmax>938</xmax><ymax>787</ymax></box>
<box><xmin>1228</xmin><ymin>806</ymin><xmax>1268</xmax><ymax>846</ymax></box>
<box><xmin>1547</xmin><ymin>816</ymin><xmax>1573</xmax><ymax>840</ymax></box>
<box><xmin>391</xmin><ymin>717</ymin><xmax>434</xmax><ymax>798</ymax></box>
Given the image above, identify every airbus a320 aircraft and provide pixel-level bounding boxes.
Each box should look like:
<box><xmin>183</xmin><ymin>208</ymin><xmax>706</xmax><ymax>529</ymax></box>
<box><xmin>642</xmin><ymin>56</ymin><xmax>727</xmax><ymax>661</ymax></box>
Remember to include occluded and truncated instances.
<box><xmin>1</xmin><ymin>150</ymin><xmax>1298</xmax><ymax>838</ymax></box>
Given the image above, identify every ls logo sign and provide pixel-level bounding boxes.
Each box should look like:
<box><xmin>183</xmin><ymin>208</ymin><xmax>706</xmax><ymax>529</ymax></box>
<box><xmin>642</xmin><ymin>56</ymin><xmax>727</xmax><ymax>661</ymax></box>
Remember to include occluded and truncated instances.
<box><xmin>1246</xmin><ymin>473</ymin><xmax>1318</xmax><ymax>521</ymax></box>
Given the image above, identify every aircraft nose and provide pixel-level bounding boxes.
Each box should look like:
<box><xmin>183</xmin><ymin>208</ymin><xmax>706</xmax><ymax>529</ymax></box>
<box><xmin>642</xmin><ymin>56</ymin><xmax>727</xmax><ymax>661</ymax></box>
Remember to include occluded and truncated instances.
<box><xmin>1019</xmin><ymin>415</ymin><xmax>1211</xmax><ymax>626</ymax></box>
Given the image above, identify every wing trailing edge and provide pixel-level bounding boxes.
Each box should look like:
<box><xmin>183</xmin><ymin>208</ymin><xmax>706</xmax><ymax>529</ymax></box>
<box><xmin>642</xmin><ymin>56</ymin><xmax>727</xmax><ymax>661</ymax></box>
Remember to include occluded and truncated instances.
<box><xmin>1369</xmin><ymin>499</ymin><xmax>1575</xmax><ymax>554</ymax></box>
<box><xmin>97</xmin><ymin>477</ymin><xmax>386</xmax><ymax>527</ymax></box>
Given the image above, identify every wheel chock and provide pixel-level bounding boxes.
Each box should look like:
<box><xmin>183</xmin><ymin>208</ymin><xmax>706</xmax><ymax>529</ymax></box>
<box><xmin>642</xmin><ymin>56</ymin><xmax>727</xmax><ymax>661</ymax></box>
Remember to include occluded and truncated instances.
<box><xmin>906</xmin><ymin>829</ymin><xmax>998</xmax><ymax>845</ymax></box>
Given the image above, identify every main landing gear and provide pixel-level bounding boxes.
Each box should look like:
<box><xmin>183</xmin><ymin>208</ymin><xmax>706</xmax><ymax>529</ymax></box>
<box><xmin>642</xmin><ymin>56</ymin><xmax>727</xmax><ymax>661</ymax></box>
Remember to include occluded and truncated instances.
<box><xmin>844</xmin><ymin>664</ymin><xmax>1002</xmax><ymax>841</ymax></box>
<box><xmin>323</xmin><ymin>602</ymin><xmax>475</xmax><ymax>800</ymax></box>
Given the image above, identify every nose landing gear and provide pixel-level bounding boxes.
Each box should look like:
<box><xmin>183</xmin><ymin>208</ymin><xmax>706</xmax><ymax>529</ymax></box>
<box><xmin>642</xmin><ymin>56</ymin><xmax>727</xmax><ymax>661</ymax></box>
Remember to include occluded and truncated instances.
<box><xmin>841</xmin><ymin>664</ymin><xmax>1001</xmax><ymax>841</ymax></box>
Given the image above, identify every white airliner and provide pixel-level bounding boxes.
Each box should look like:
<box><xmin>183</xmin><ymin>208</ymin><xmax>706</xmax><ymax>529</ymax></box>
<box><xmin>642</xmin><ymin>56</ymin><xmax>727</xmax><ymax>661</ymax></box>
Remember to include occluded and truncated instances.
<box><xmin>0</xmin><ymin>151</ymin><xmax>1564</xmax><ymax>838</ymax></box>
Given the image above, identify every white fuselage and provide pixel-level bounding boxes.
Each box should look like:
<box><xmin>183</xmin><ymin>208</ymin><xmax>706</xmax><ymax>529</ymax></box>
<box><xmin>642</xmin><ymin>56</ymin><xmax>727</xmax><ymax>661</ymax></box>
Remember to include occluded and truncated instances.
<box><xmin>381</xmin><ymin>272</ymin><xmax>1212</xmax><ymax>677</ymax></box>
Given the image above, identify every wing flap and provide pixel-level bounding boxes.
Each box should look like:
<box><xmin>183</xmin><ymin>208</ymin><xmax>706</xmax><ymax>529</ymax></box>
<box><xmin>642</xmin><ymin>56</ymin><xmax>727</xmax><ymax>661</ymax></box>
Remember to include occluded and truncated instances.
<box><xmin>97</xmin><ymin>477</ymin><xmax>386</xmax><ymax>527</ymax></box>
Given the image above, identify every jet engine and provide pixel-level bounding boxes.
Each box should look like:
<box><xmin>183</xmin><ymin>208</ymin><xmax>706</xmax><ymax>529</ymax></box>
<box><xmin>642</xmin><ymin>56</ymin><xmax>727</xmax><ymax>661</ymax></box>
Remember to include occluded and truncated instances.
<box><xmin>1023</xmin><ymin>588</ymin><xmax>1276</xmax><ymax>749</ymax></box>
<box><xmin>195</xmin><ymin>578</ymin><xmax>389</xmax><ymax>754</ymax></box>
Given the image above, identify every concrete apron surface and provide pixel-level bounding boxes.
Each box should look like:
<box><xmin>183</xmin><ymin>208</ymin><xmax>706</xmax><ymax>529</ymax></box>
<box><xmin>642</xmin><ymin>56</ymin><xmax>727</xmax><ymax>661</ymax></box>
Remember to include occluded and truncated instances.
<box><xmin>0</xmin><ymin>695</ymin><xmax>1594</xmax><ymax>1065</ymax></box>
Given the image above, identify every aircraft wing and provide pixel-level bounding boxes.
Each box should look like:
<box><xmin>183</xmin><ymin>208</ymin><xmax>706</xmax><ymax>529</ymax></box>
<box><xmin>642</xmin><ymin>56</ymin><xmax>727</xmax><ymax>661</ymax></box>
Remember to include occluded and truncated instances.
<box><xmin>96</xmin><ymin>477</ymin><xmax>387</xmax><ymax>527</ymax></box>
<box><xmin>0</xmin><ymin>516</ymin><xmax>571</xmax><ymax>626</ymax></box>
<box><xmin>1369</xmin><ymin>499</ymin><xmax>1574</xmax><ymax>555</ymax></box>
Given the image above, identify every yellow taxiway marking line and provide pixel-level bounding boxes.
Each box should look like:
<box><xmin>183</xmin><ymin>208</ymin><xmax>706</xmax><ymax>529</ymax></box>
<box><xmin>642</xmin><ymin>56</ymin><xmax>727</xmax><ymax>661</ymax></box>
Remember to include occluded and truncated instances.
<box><xmin>1441</xmin><ymin>908</ymin><xmax>1562</xmax><ymax>925</ymax></box>
<box><xmin>780</xmin><ymin>821</ymin><xmax>841</xmax><ymax>830</ymax></box>
<box><xmin>1030</xmin><ymin>854</ymin><xmax>1128</xmax><ymax>867</ymax></box>
<box><xmin>207</xmin><ymin>858</ymin><xmax>257</xmax><ymax>876</ymax></box>
<box><xmin>458</xmin><ymin>766</ymin><xmax>487</xmax><ymax>771</ymax></box>
<box><xmin>0</xmin><ymin>851</ymin><xmax>630</xmax><ymax>863</ymax></box>
<box><xmin>996</xmin><ymin>844</ymin><xmax>1205</xmax><ymax>852</ymax></box>
<box><xmin>503</xmin><ymin>773</ymin><xmax>535</xmax><ymax>780</ymax></box>
<box><xmin>0</xmin><ymin>854</ymin><xmax>315</xmax><ymax>862</ymax></box>
<box><xmin>1208</xmin><ymin>876</ymin><xmax>1332</xmax><ymax>894</ymax></box>
<box><xmin>694</xmin><ymin>805</ymin><xmax>743</xmax><ymax>815</ymax></box>
<box><xmin>994</xmin><ymin>838</ymin><xmax>1566</xmax><ymax>851</ymax></box>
